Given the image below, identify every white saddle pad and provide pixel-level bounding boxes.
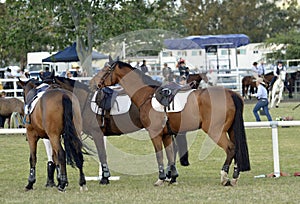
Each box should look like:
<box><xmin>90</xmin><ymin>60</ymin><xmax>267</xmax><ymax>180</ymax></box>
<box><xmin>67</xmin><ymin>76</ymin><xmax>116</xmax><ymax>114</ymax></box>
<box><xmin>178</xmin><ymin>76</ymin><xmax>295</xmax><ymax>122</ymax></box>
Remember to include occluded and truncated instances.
<box><xmin>152</xmin><ymin>89</ymin><xmax>194</xmax><ymax>112</ymax></box>
<box><xmin>24</xmin><ymin>83</ymin><xmax>49</xmax><ymax>114</ymax></box>
<box><xmin>90</xmin><ymin>91</ymin><xmax>131</xmax><ymax>115</ymax></box>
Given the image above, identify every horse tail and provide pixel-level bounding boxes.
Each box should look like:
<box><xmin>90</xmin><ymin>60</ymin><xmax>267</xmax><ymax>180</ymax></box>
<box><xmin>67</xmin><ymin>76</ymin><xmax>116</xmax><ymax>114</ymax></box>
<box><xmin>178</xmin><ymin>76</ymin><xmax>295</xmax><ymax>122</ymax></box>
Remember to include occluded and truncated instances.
<box><xmin>231</xmin><ymin>93</ymin><xmax>250</xmax><ymax>172</ymax></box>
<box><xmin>62</xmin><ymin>94</ymin><xmax>84</xmax><ymax>169</ymax></box>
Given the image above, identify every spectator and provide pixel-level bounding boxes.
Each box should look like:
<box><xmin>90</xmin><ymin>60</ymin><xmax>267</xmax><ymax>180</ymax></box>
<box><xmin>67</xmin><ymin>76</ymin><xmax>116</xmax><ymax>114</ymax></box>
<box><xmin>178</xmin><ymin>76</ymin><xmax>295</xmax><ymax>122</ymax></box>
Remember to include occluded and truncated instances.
<box><xmin>140</xmin><ymin>60</ymin><xmax>149</xmax><ymax>74</ymax></box>
<box><xmin>178</xmin><ymin>59</ymin><xmax>189</xmax><ymax>77</ymax></box>
<box><xmin>252</xmin><ymin>62</ymin><xmax>259</xmax><ymax>79</ymax></box>
<box><xmin>73</xmin><ymin>66</ymin><xmax>82</xmax><ymax>77</ymax></box>
<box><xmin>258</xmin><ymin>61</ymin><xmax>266</xmax><ymax>77</ymax></box>
<box><xmin>41</xmin><ymin>67</ymin><xmax>51</xmax><ymax>78</ymax></box>
<box><xmin>253</xmin><ymin>78</ymin><xmax>272</xmax><ymax>121</ymax></box>
<box><xmin>1</xmin><ymin>91</ymin><xmax>6</xmax><ymax>98</ymax></box>
<box><xmin>66</xmin><ymin>71</ymin><xmax>73</xmax><ymax>78</ymax></box>
<box><xmin>162</xmin><ymin>63</ymin><xmax>173</xmax><ymax>83</ymax></box>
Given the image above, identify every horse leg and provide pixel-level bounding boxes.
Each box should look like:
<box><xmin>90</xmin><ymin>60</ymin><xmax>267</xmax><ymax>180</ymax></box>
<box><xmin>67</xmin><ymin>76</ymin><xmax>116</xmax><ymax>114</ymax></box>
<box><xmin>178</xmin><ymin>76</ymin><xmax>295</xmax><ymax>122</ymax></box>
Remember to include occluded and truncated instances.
<box><xmin>175</xmin><ymin>132</ymin><xmax>189</xmax><ymax>166</ymax></box>
<box><xmin>150</xmin><ymin>135</ymin><xmax>166</xmax><ymax>186</ymax></box>
<box><xmin>276</xmin><ymin>88</ymin><xmax>284</xmax><ymax>108</ymax></box>
<box><xmin>51</xmin><ymin>138</ymin><xmax>68</xmax><ymax>192</ymax></box>
<box><xmin>91</xmin><ymin>130</ymin><xmax>110</xmax><ymax>185</ymax></box>
<box><xmin>43</xmin><ymin>139</ymin><xmax>56</xmax><ymax>187</ymax></box>
<box><xmin>25</xmin><ymin>133</ymin><xmax>38</xmax><ymax>191</ymax></box>
<box><xmin>163</xmin><ymin>135</ymin><xmax>178</xmax><ymax>184</ymax></box>
<box><xmin>217</xmin><ymin>132</ymin><xmax>235</xmax><ymax>186</ymax></box>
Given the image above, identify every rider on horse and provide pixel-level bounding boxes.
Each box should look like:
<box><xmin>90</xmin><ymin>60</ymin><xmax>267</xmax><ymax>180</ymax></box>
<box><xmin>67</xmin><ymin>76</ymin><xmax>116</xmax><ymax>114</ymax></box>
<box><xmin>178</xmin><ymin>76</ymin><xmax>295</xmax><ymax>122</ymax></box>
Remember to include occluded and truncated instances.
<box><xmin>269</xmin><ymin>60</ymin><xmax>286</xmax><ymax>90</ymax></box>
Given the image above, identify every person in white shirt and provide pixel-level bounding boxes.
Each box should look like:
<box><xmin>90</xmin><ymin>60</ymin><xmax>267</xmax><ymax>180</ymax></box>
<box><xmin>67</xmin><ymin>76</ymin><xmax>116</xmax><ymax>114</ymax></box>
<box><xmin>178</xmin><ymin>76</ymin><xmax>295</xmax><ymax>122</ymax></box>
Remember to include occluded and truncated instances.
<box><xmin>253</xmin><ymin>78</ymin><xmax>272</xmax><ymax>121</ymax></box>
<box><xmin>252</xmin><ymin>62</ymin><xmax>259</xmax><ymax>79</ymax></box>
<box><xmin>257</xmin><ymin>61</ymin><xmax>266</xmax><ymax>77</ymax></box>
<box><xmin>269</xmin><ymin>60</ymin><xmax>286</xmax><ymax>88</ymax></box>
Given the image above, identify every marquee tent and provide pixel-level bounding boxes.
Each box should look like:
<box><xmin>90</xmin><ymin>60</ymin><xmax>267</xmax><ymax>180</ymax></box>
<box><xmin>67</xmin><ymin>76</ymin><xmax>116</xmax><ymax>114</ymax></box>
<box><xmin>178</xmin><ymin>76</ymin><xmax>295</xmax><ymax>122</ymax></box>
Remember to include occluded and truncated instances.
<box><xmin>164</xmin><ymin>34</ymin><xmax>250</xmax><ymax>50</ymax></box>
<box><xmin>42</xmin><ymin>43</ymin><xmax>108</xmax><ymax>62</ymax></box>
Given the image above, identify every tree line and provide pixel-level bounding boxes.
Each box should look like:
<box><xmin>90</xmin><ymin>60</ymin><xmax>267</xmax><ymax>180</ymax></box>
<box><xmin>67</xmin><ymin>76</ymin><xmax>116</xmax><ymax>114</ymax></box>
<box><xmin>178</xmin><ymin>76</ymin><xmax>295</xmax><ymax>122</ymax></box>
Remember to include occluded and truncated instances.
<box><xmin>0</xmin><ymin>0</ymin><xmax>299</xmax><ymax>75</ymax></box>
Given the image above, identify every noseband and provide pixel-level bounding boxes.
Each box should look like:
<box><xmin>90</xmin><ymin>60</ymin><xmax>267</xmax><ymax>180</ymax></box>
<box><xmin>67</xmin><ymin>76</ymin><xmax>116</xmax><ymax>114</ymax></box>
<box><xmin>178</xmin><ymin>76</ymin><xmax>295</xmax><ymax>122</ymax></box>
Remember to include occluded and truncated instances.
<box><xmin>98</xmin><ymin>62</ymin><xmax>116</xmax><ymax>87</ymax></box>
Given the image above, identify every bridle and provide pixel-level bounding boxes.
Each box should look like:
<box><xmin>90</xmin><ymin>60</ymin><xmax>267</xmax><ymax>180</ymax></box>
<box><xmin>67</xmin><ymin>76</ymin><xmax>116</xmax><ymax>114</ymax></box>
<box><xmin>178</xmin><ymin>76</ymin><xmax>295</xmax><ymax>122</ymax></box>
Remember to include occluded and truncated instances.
<box><xmin>98</xmin><ymin>62</ymin><xmax>117</xmax><ymax>88</ymax></box>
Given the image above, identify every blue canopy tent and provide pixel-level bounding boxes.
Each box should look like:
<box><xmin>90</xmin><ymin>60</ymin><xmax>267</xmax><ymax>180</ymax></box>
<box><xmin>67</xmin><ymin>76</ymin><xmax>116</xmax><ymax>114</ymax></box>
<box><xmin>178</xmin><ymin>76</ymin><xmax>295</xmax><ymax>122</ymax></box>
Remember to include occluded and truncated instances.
<box><xmin>164</xmin><ymin>34</ymin><xmax>250</xmax><ymax>69</ymax></box>
<box><xmin>42</xmin><ymin>42</ymin><xmax>108</xmax><ymax>62</ymax></box>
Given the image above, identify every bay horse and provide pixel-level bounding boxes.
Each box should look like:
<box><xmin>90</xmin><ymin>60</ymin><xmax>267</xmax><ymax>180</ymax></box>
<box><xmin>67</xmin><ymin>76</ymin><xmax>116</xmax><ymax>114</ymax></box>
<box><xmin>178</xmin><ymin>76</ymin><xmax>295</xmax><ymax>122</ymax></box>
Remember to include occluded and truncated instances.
<box><xmin>186</xmin><ymin>73</ymin><xmax>209</xmax><ymax>89</ymax></box>
<box><xmin>90</xmin><ymin>58</ymin><xmax>250</xmax><ymax>186</ymax></box>
<box><xmin>269</xmin><ymin>70</ymin><xmax>286</xmax><ymax>108</ymax></box>
<box><xmin>0</xmin><ymin>97</ymin><xmax>24</xmax><ymax>128</ymax></box>
<box><xmin>241</xmin><ymin>75</ymin><xmax>256</xmax><ymax>99</ymax></box>
<box><xmin>18</xmin><ymin>78</ymin><xmax>87</xmax><ymax>192</ymax></box>
<box><xmin>42</xmin><ymin>74</ymin><xmax>190</xmax><ymax>185</ymax></box>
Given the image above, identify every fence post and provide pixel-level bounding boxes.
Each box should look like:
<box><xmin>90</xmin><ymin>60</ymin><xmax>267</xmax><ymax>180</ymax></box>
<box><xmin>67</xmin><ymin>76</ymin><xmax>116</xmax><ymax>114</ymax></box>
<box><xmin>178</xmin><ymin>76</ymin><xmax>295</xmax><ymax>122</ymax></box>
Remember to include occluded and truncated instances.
<box><xmin>271</xmin><ymin>121</ymin><xmax>280</xmax><ymax>177</ymax></box>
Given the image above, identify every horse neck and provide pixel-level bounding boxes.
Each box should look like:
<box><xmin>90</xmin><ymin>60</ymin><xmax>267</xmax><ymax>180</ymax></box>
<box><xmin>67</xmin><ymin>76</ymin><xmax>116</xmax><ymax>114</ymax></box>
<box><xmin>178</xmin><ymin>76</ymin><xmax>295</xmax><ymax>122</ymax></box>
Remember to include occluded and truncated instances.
<box><xmin>118</xmin><ymin>69</ymin><xmax>156</xmax><ymax>108</ymax></box>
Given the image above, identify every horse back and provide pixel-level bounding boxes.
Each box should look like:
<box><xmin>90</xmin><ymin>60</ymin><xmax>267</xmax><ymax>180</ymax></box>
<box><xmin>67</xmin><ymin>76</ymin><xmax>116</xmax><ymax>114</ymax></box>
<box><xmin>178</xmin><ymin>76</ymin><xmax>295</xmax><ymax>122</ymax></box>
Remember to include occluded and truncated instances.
<box><xmin>28</xmin><ymin>89</ymin><xmax>82</xmax><ymax>137</ymax></box>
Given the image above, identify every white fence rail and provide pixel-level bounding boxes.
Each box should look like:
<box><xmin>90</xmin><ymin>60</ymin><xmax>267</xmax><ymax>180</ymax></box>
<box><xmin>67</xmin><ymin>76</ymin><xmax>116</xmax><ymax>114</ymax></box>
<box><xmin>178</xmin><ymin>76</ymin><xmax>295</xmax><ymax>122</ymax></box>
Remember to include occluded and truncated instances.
<box><xmin>2</xmin><ymin>121</ymin><xmax>300</xmax><ymax>178</ymax></box>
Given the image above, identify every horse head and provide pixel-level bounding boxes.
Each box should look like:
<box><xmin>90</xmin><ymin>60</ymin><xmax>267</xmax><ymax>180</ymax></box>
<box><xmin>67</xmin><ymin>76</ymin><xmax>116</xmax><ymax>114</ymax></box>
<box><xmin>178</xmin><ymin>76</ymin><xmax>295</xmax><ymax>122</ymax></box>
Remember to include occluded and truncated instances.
<box><xmin>278</xmin><ymin>70</ymin><xmax>286</xmax><ymax>82</ymax></box>
<box><xmin>90</xmin><ymin>57</ymin><xmax>125</xmax><ymax>90</ymax></box>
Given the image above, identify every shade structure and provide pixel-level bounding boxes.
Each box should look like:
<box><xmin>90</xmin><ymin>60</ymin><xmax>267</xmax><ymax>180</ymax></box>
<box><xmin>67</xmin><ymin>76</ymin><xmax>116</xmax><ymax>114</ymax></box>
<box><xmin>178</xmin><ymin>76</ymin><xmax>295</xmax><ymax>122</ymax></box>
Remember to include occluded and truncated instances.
<box><xmin>42</xmin><ymin>43</ymin><xmax>108</xmax><ymax>62</ymax></box>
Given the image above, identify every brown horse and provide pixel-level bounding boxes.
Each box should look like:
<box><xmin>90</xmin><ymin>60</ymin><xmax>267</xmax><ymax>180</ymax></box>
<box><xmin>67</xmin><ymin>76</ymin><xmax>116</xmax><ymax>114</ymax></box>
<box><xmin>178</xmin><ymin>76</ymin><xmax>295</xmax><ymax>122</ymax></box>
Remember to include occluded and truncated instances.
<box><xmin>0</xmin><ymin>97</ymin><xmax>24</xmax><ymax>128</ymax></box>
<box><xmin>186</xmin><ymin>73</ymin><xmax>209</xmax><ymax>89</ymax></box>
<box><xmin>43</xmin><ymin>75</ymin><xmax>190</xmax><ymax>185</ymax></box>
<box><xmin>90</xmin><ymin>58</ymin><xmax>250</xmax><ymax>186</ymax></box>
<box><xmin>18</xmin><ymin>78</ymin><xmax>86</xmax><ymax>192</ymax></box>
<box><xmin>241</xmin><ymin>75</ymin><xmax>256</xmax><ymax>99</ymax></box>
<box><xmin>241</xmin><ymin>72</ymin><xmax>275</xmax><ymax>99</ymax></box>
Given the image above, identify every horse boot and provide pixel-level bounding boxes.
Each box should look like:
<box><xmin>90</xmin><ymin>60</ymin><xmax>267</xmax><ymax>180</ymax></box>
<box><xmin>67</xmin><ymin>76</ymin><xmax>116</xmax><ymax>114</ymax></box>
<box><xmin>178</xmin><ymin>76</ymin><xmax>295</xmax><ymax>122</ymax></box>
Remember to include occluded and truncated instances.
<box><xmin>45</xmin><ymin>161</ymin><xmax>56</xmax><ymax>187</ymax></box>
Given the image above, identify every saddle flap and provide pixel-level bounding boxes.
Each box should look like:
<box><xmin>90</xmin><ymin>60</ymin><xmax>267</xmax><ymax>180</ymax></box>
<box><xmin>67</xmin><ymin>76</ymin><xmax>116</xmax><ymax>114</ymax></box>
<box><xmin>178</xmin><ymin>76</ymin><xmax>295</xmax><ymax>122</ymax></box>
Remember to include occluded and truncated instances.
<box><xmin>155</xmin><ymin>81</ymin><xmax>195</xmax><ymax>107</ymax></box>
<box><xmin>95</xmin><ymin>87</ymin><xmax>118</xmax><ymax>111</ymax></box>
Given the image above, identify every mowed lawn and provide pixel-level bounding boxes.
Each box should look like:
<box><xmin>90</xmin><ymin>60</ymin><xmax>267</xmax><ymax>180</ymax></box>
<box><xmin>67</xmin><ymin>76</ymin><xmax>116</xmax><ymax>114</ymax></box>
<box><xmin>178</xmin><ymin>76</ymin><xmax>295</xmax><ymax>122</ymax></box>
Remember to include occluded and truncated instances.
<box><xmin>1</xmin><ymin>101</ymin><xmax>300</xmax><ymax>203</ymax></box>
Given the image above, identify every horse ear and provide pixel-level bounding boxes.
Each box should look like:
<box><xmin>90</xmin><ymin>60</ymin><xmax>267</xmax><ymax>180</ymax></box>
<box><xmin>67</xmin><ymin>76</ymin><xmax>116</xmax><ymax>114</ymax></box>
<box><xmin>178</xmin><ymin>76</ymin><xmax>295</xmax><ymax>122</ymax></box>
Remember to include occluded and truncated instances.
<box><xmin>115</xmin><ymin>56</ymin><xmax>120</xmax><ymax>61</ymax></box>
<box><xmin>109</xmin><ymin>55</ymin><xmax>113</xmax><ymax>63</ymax></box>
<box><xmin>50</xmin><ymin>69</ymin><xmax>55</xmax><ymax>78</ymax></box>
<box><xmin>17</xmin><ymin>77</ymin><xmax>25</xmax><ymax>88</ymax></box>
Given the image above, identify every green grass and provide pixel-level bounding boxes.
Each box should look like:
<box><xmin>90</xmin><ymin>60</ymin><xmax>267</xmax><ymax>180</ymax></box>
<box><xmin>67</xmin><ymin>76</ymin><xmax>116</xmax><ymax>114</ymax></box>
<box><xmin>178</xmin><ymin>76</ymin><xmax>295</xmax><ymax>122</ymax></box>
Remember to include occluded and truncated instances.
<box><xmin>1</xmin><ymin>101</ymin><xmax>300</xmax><ymax>203</ymax></box>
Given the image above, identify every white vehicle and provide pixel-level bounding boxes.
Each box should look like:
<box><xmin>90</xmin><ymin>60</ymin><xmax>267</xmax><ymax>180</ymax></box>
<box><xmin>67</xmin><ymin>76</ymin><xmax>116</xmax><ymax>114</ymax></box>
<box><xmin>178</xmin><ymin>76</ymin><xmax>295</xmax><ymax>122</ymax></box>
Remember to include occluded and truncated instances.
<box><xmin>27</xmin><ymin>52</ymin><xmax>69</xmax><ymax>76</ymax></box>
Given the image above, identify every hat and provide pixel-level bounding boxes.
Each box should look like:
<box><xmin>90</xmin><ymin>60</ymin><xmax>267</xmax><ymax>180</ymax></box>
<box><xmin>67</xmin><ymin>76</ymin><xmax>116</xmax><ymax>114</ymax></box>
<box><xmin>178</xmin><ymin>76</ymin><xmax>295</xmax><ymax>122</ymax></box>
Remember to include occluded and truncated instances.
<box><xmin>72</xmin><ymin>62</ymin><xmax>80</xmax><ymax>68</ymax></box>
<box><xmin>256</xmin><ymin>77</ymin><xmax>265</xmax><ymax>85</ymax></box>
<box><xmin>277</xmin><ymin>60</ymin><xmax>283</xmax><ymax>64</ymax></box>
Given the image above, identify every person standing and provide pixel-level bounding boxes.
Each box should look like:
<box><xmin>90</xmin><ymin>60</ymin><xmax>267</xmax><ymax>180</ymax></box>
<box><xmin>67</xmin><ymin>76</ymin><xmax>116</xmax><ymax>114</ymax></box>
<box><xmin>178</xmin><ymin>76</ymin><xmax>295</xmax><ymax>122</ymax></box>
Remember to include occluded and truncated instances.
<box><xmin>258</xmin><ymin>61</ymin><xmax>266</xmax><ymax>77</ymax></box>
<box><xmin>252</xmin><ymin>62</ymin><xmax>259</xmax><ymax>79</ymax></box>
<box><xmin>178</xmin><ymin>59</ymin><xmax>189</xmax><ymax>77</ymax></box>
<box><xmin>140</xmin><ymin>60</ymin><xmax>149</xmax><ymax>74</ymax></box>
<box><xmin>162</xmin><ymin>63</ymin><xmax>173</xmax><ymax>83</ymax></box>
<box><xmin>253</xmin><ymin>78</ymin><xmax>272</xmax><ymax>121</ymax></box>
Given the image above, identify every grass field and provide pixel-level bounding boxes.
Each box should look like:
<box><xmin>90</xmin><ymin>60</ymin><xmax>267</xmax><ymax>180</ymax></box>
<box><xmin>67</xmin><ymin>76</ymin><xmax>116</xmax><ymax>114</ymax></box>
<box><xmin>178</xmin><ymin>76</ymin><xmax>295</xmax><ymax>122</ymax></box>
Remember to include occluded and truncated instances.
<box><xmin>1</xmin><ymin>101</ymin><xmax>300</xmax><ymax>203</ymax></box>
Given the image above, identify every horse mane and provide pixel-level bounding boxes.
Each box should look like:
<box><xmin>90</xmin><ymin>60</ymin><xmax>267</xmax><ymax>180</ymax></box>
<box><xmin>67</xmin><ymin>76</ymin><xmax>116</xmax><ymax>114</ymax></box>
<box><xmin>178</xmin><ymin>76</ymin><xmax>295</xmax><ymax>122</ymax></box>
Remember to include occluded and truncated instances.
<box><xmin>117</xmin><ymin>61</ymin><xmax>161</xmax><ymax>88</ymax></box>
<box><xmin>55</xmin><ymin>76</ymin><xmax>90</xmax><ymax>92</ymax></box>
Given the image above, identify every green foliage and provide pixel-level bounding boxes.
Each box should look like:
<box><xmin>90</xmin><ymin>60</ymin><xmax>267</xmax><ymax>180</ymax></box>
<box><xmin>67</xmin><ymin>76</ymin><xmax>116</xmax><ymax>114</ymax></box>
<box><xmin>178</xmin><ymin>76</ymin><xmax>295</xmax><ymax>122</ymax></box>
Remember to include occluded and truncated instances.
<box><xmin>1</xmin><ymin>0</ymin><xmax>300</xmax><ymax>68</ymax></box>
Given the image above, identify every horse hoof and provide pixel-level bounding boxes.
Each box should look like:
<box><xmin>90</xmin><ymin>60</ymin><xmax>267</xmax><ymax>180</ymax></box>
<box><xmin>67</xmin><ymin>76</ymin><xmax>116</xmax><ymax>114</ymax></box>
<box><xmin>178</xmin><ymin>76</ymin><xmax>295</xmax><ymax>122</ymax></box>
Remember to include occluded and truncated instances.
<box><xmin>57</xmin><ymin>186</ymin><xmax>66</xmax><ymax>192</ymax></box>
<box><xmin>180</xmin><ymin>160</ymin><xmax>190</xmax><ymax>166</ymax></box>
<box><xmin>276</xmin><ymin>106</ymin><xmax>279</xmax><ymax>108</ymax></box>
<box><xmin>24</xmin><ymin>186</ymin><xmax>33</xmax><ymax>191</ymax></box>
<box><xmin>100</xmin><ymin>177</ymin><xmax>110</xmax><ymax>185</ymax></box>
<box><xmin>154</xmin><ymin>179</ymin><xmax>164</xmax><ymax>186</ymax></box>
<box><xmin>223</xmin><ymin>180</ymin><xmax>232</xmax><ymax>186</ymax></box>
<box><xmin>80</xmin><ymin>185</ymin><xmax>88</xmax><ymax>192</ymax></box>
<box><xmin>45</xmin><ymin>181</ymin><xmax>56</xmax><ymax>188</ymax></box>
<box><xmin>230</xmin><ymin>178</ymin><xmax>238</xmax><ymax>186</ymax></box>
